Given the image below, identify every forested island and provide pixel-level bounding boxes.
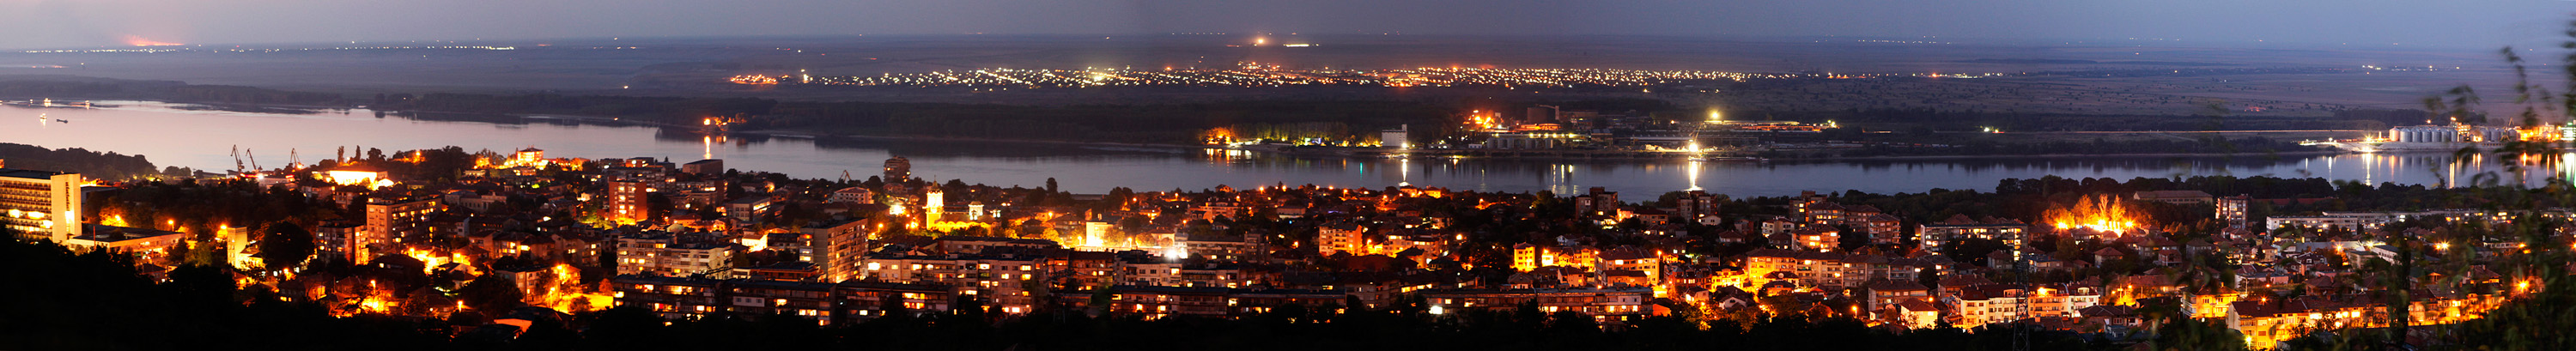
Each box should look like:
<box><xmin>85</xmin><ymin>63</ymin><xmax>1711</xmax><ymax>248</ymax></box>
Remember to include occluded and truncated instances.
<box><xmin>0</xmin><ymin>142</ymin><xmax>169</xmax><ymax>179</ymax></box>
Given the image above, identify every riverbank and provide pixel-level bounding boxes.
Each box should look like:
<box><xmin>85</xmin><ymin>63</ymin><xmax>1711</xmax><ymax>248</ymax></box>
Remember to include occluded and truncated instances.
<box><xmin>738</xmin><ymin>130</ymin><xmax>1206</xmax><ymax>151</ymax></box>
<box><xmin>1771</xmin><ymin>150</ymin><xmax>2351</xmax><ymax>162</ymax></box>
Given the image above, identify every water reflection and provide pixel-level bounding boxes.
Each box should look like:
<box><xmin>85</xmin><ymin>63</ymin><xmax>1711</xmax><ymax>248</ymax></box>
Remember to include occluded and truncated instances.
<box><xmin>4</xmin><ymin>100</ymin><xmax>2570</xmax><ymax>197</ymax></box>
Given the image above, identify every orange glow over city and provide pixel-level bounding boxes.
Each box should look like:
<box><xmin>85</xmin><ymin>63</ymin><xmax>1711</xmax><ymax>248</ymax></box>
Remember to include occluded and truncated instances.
<box><xmin>2045</xmin><ymin>195</ymin><xmax>2140</xmax><ymax>234</ymax></box>
<box><xmin>123</xmin><ymin>35</ymin><xmax>184</xmax><ymax>46</ymax></box>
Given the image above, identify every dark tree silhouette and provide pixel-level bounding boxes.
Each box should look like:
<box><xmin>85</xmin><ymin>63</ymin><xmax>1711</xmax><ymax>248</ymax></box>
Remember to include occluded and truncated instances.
<box><xmin>257</xmin><ymin>221</ymin><xmax>317</xmax><ymax>272</ymax></box>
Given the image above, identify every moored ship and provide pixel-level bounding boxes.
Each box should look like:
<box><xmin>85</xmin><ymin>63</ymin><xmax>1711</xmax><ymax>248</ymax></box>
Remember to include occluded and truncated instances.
<box><xmin>2306</xmin><ymin>124</ymin><xmax>2532</xmax><ymax>153</ymax></box>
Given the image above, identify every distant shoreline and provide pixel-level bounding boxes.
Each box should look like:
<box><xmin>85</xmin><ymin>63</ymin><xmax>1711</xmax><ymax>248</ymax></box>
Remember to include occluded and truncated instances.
<box><xmin>88</xmin><ymin>99</ymin><xmax>2367</xmax><ymax>163</ymax></box>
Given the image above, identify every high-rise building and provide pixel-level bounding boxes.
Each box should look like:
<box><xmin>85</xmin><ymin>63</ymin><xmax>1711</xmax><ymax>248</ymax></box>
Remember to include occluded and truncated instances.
<box><xmin>804</xmin><ymin>218</ymin><xmax>869</xmax><ymax>282</ymax></box>
<box><xmin>362</xmin><ymin>197</ymin><xmax>439</xmax><ymax>259</ymax></box>
<box><xmin>1</xmin><ymin>167</ymin><xmax>84</xmax><ymax>243</ymax></box>
<box><xmin>884</xmin><ymin>155</ymin><xmax>912</xmax><ymax>181</ymax></box>
<box><xmin>605</xmin><ymin>180</ymin><xmax>649</xmax><ymax>224</ymax></box>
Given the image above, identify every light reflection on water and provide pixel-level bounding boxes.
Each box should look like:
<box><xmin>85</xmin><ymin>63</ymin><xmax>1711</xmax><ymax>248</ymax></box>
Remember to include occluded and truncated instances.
<box><xmin>3</xmin><ymin>100</ymin><xmax>2567</xmax><ymax>197</ymax></box>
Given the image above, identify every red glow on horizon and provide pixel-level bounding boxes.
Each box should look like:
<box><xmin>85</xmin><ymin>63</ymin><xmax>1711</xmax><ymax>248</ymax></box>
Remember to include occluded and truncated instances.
<box><xmin>124</xmin><ymin>35</ymin><xmax>183</xmax><ymax>46</ymax></box>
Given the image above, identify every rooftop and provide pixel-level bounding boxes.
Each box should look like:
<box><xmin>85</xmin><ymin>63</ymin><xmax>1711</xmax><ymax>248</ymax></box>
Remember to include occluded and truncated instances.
<box><xmin>0</xmin><ymin>168</ymin><xmax>72</xmax><ymax>180</ymax></box>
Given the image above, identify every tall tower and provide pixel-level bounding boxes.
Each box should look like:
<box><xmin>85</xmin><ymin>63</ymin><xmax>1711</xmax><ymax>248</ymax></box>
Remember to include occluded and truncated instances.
<box><xmin>922</xmin><ymin>186</ymin><xmax>944</xmax><ymax>225</ymax></box>
<box><xmin>883</xmin><ymin>155</ymin><xmax>912</xmax><ymax>182</ymax></box>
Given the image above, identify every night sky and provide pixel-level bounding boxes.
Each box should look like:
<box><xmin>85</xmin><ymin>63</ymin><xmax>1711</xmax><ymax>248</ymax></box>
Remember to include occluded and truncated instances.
<box><xmin>2</xmin><ymin>0</ymin><xmax>2568</xmax><ymax>49</ymax></box>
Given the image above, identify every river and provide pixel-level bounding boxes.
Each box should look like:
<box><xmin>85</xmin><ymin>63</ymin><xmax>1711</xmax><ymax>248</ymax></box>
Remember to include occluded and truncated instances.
<box><xmin>4</xmin><ymin>100</ymin><xmax>2567</xmax><ymax>197</ymax></box>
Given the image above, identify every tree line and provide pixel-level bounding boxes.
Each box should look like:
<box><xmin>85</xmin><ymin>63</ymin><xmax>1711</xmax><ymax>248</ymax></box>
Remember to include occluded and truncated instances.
<box><xmin>0</xmin><ymin>76</ymin><xmax>344</xmax><ymax>105</ymax></box>
<box><xmin>0</xmin><ymin>142</ymin><xmax>163</xmax><ymax>180</ymax></box>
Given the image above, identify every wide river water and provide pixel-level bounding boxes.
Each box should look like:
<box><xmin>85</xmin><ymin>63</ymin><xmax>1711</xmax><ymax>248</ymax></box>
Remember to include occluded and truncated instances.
<box><xmin>4</xmin><ymin>101</ymin><xmax>2568</xmax><ymax>197</ymax></box>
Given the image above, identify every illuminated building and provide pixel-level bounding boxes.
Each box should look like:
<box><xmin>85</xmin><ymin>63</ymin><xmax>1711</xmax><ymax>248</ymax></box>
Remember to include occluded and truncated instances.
<box><xmin>605</xmin><ymin>180</ymin><xmax>648</xmax><ymax>224</ymax></box>
<box><xmin>802</xmin><ymin>218</ymin><xmax>868</xmax><ymax>282</ymax></box>
<box><xmin>1918</xmin><ymin>215</ymin><xmax>2028</xmax><ymax>254</ymax></box>
<box><xmin>58</xmin><ymin>224</ymin><xmax>183</xmax><ymax>263</ymax></box>
<box><xmin>512</xmin><ymin>148</ymin><xmax>547</xmax><ymax>167</ymax></box>
<box><xmin>923</xmin><ymin>187</ymin><xmax>943</xmax><ymax>225</ymax></box>
<box><xmin>914</xmin><ymin>187</ymin><xmax>985</xmax><ymax>232</ymax></box>
<box><xmin>858</xmin><ymin>252</ymin><xmax>1043</xmax><ymax>309</ymax></box>
<box><xmin>2226</xmin><ymin>298</ymin><xmax>2375</xmax><ymax>348</ymax></box>
<box><xmin>835</xmin><ymin>281</ymin><xmax>957</xmax><ymax>321</ymax></box>
<box><xmin>610</xmin><ymin>275</ymin><xmax>945</xmax><ymax>324</ymax></box>
<box><xmin>316</xmin><ymin>221</ymin><xmax>362</xmax><ymax>261</ymax></box>
<box><xmin>933</xmin><ymin>236</ymin><xmax>1059</xmax><ymax>255</ymax></box>
<box><xmin>1422</xmin><ymin>288</ymin><xmax>1652</xmax><ymax>325</ymax></box>
<box><xmin>2218</xmin><ymin>196</ymin><xmax>2250</xmax><ymax>227</ymax></box>
<box><xmin>1510</xmin><ymin>244</ymin><xmax>1599</xmax><ymax>272</ymax></box>
<box><xmin>615</xmin><ymin>231</ymin><xmax>737</xmax><ymax>277</ymax></box>
<box><xmin>323</xmin><ymin>165</ymin><xmax>392</xmax><ymax>189</ymax></box>
<box><xmin>1855</xmin><ymin>213</ymin><xmax>1905</xmax><ymax>245</ymax></box>
<box><xmin>1066</xmin><ymin>286</ymin><xmax>1232</xmax><ymax>318</ymax></box>
<box><xmin>1082</xmin><ymin>221</ymin><xmax>1114</xmax><ymax>248</ymax></box>
<box><xmin>1478</xmin><ymin>131</ymin><xmax>1588</xmax><ymax>149</ymax></box>
<box><xmin>1865</xmin><ymin>281</ymin><xmax>1931</xmax><ymax>313</ymax></box>
<box><xmin>1511</xmin><ymin>244</ymin><xmax>1551</xmax><ymax>271</ymax></box>
<box><xmin>0</xmin><ymin>167</ymin><xmax>82</xmax><ymax>242</ymax></box>
<box><xmin>1318</xmin><ymin>223</ymin><xmax>1366</xmax><ymax>255</ymax></box>
<box><xmin>726</xmin><ymin>196</ymin><xmax>774</xmax><ymax>223</ymax></box>
<box><xmin>362</xmin><ymin>196</ymin><xmax>439</xmax><ymax>259</ymax></box>
<box><xmin>1176</xmin><ymin>234</ymin><xmax>1262</xmax><ymax>262</ymax></box>
<box><xmin>1941</xmin><ymin>284</ymin><xmax>2101</xmax><ymax>330</ymax></box>
<box><xmin>1789</xmin><ymin>227</ymin><xmax>1840</xmax><ymax>251</ymax></box>
<box><xmin>1794</xmin><ymin>192</ymin><xmax>1840</xmax><ymax>224</ymax></box>
<box><xmin>827</xmin><ymin>187</ymin><xmax>875</xmax><ymax>204</ymax></box>
<box><xmin>1380</xmin><ymin>124</ymin><xmax>1409</xmax><ymax>149</ymax></box>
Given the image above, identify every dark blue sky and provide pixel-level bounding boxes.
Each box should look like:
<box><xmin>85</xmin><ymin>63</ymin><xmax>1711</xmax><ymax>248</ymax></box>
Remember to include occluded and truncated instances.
<box><xmin>4</xmin><ymin>0</ymin><xmax>2568</xmax><ymax>49</ymax></box>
